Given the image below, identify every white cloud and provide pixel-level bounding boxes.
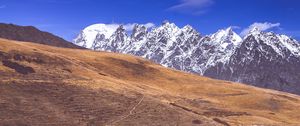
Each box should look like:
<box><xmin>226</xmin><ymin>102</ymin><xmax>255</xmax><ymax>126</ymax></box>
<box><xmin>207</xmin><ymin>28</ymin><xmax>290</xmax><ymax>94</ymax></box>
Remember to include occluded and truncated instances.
<box><xmin>240</xmin><ymin>22</ymin><xmax>280</xmax><ymax>36</ymax></box>
<box><xmin>168</xmin><ymin>0</ymin><xmax>214</xmax><ymax>15</ymax></box>
<box><xmin>90</xmin><ymin>23</ymin><xmax>155</xmax><ymax>35</ymax></box>
<box><xmin>170</xmin><ymin>0</ymin><xmax>214</xmax><ymax>9</ymax></box>
<box><xmin>144</xmin><ymin>23</ymin><xmax>156</xmax><ymax>29</ymax></box>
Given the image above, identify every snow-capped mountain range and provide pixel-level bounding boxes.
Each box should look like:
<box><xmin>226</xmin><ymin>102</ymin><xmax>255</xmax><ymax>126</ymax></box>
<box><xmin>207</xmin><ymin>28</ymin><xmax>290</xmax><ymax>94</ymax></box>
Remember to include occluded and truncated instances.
<box><xmin>74</xmin><ymin>21</ymin><xmax>300</xmax><ymax>95</ymax></box>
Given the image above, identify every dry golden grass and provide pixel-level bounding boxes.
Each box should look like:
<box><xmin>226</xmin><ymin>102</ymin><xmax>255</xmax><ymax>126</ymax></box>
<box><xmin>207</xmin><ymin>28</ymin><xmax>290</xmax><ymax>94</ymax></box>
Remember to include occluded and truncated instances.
<box><xmin>1</xmin><ymin>38</ymin><xmax>300</xmax><ymax>126</ymax></box>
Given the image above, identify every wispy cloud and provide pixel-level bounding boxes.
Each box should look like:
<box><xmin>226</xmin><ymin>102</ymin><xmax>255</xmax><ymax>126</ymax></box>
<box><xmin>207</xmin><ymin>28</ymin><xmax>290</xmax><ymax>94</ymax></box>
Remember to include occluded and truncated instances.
<box><xmin>240</xmin><ymin>22</ymin><xmax>281</xmax><ymax>36</ymax></box>
<box><xmin>94</xmin><ymin>23</ymin><xmax>155</xmax><ymax>33</ymax></box>
<box><xmin>123</xmin><ymin>23</ymin><xmax>155</xmax><ymax>31</ymax></box>
<box><xmin>0</xmin><ymin>5</ymin><xmax>6</xmax><ymax>9</ymax></box>
<box><xmin>167</xmin><ymin>0</ymin><xmax>214</xmax><ymax>15</ymax></box>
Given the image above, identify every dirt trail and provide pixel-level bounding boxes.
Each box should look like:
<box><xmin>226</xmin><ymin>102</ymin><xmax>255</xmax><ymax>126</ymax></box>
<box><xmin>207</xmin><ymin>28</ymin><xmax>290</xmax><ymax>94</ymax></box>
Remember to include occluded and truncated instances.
<box><xmin>107</xmin><ymin>95</ymin><xmax>145</xmax><ymax>125</ymax></box>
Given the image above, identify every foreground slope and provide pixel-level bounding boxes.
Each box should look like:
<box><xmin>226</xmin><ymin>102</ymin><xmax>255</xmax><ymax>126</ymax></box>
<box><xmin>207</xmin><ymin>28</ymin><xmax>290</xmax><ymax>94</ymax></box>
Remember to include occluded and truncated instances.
<box><xmin>1</xmin><ymin>38</ymin><xmax>300</xmax><ymax>126</ymax></box>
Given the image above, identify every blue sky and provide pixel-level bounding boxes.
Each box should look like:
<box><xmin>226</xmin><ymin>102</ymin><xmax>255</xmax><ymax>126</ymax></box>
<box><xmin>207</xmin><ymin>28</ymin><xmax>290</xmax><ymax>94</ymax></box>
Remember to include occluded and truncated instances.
<box><xmin>0</xmin><ymin>0</ymin><xmax>299</xmax><ymax>41</ymax></box>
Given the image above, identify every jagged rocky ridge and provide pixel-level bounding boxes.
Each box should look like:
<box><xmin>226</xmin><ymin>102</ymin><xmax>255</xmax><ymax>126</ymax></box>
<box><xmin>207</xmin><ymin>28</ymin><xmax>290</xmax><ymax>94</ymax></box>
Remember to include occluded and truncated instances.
<box><xmin>74</xmin><ymin>22</ymin><xmax>300</xmax><ymax>95</ymax></box>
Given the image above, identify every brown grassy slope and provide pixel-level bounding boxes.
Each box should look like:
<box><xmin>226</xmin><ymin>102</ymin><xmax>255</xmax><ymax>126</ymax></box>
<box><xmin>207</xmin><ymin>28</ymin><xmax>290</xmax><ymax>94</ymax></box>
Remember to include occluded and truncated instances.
<box><xmin>0</xmin><ymin>38</ymin><xmax>300</xmax><ymax>126</ymax></box>
<box><xmin>0</xmin><ymin>23</ymin><xmax>83</xmax><ymax>49</ymax></box>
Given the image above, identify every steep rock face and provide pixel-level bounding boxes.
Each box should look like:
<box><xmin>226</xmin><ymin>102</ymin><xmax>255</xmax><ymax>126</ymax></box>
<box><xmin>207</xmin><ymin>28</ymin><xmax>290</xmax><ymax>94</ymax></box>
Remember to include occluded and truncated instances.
<box><xmin>123</xmin><ymin>24</ymin><xmax>148</xmax><ymax>55</ymax></box>
<box><xmin>204</xmin><ymin>29</ymin><xmax>300</xmax><ymax>94</ymax></box>
<box><xmin>73</xmin><ymin>22</ymin><xmax>300</xmax><ymax>95</ymax></box>
<box><xmin>95</xmin><ymin>25</ymin><xmax>129</xmax><ymax>52</ymax></box>
<box><xmin>193</xmin><ymin>27</ymin><xmax>243</xmax><ymax>74</ymax></box>
<box><xmin>139</xmin><ymin>22</ymin><xmax>183</xmax><ymax>64</ymax></box>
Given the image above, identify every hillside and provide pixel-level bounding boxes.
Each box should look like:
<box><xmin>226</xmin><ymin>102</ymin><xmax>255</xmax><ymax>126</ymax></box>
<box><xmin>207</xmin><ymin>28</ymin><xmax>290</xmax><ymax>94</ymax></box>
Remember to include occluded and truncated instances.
<box><xmin>0</xmin><ymin>23</ymin><xmax>83</xmax><ymax>49</ymax></box>
<box><xmin>1</xmin><ymin>38</ymin><xmax>300</xmax><ymax>126</ymax></box>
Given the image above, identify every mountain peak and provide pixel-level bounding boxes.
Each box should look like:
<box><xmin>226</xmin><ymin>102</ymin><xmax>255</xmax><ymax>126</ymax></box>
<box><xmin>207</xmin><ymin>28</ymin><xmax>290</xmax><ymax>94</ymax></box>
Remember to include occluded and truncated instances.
<box><xmin>74</xmin><ymin>23</ymin><xmax>119</xmax><ymax>48</ymax></box>
<box><xmin>182</xmin><ymin>24</ymin><xmax>193</xmax><ymax>29</ymax></box>
<box><xmin>182</xmin><ymin>25</ymin><xmax>199</xmax><ymax>34</ymax></box>
<box><xmin>210</xmin><ymin>27</ymin><xmax>242</xmax><ymax>46</ymax></box>
<box><xmin>225</xmin><ymin>27</ymin><xmax>233</xmax><ymax>32</ymax></box>
<box><xmin>115</xmin><ymin>25</ymin><xmax>125</xmax><ymax>32</ymax></box>
<box><xmin>182</xmin><ymin>24</ymin><xmax>199</xmax><ymax>32</ymax></box>
<box><xmin>160</xmin><ymin>21</ymin><xmax>179</xmax><ymax>30</ymax></box>
<box><xmin>162</xmin><ymin>20</ymin><xmax>170</xmax><ymax>25</ymax></box>
<box><xmin>154</xmin><ymin>21</ymin><xmax>180</xmax><ymax>36</ymax></box>
<box><xmin>161</xmin><ymin>21</ymin><xmax>176</xmax><ymax>27</ymax></box>
<box><xmin>213</xmin><ymin>27</ymin><xmax>234</xmax><ymax>36</ymax></box>
<box><xmin>131</xmin><ymin>24</ymin><xmax>147</xmax><ymax>39</ymax></box>
<box><xmin>132</xmin><ymin>24</ymin><xmax>147</xmax><ymax>32</ymax></box>
<box><xmin>249</xmin><ymin>26</ymin><xmax>261</xmax><ymax>34</ymax></box>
